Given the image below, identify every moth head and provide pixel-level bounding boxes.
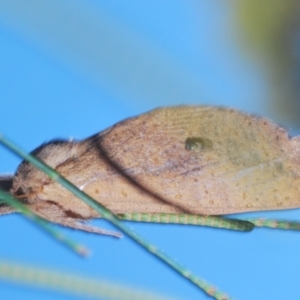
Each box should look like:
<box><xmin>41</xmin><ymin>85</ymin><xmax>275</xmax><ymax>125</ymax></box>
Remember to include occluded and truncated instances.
<box><xmin>11</xmin><ymin>139</ymin><xmax>79</xmax><ymax>202</ymax></box>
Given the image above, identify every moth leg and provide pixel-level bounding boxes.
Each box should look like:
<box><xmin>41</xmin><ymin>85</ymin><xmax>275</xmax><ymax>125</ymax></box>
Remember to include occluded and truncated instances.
<box><xmin>28</xmin><ymin>201</ymin><xmax>122</xmax><ymax>238</ymax></box>
<box><xmin>62</xmin><ymin>220</ymin><xmax>122</xmax><ymax>237</ymax></box>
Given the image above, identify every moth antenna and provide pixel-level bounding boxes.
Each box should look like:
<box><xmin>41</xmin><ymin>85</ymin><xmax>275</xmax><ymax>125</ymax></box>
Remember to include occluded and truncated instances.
<box><xmin>0</xmin><ymin>174</ymin><xmax>16</xmax><ymax>215</ymax></box>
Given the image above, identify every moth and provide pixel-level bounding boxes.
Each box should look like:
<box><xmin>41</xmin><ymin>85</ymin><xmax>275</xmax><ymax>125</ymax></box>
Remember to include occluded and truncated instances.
<box><xmin>1</xmin><ymin>106</ymin><xmax>300</xmax><ymax>235</ymax></box>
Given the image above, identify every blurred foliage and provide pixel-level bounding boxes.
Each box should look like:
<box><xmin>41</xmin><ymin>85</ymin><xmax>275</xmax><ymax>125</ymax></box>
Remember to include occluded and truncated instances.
<box><xmin>0</xmin><ymin>259</ymin><xmax>177</xmax><ymax>300</ymax></box>
<box><xmin>234</xmin><ymin>0</ymin><xmax>300</xmax><ymax>127</ymax></box>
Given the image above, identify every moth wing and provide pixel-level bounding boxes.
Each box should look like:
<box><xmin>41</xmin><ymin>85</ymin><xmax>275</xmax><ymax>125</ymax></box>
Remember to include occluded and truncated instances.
<box><xmin>98</xmin><ymin>106</ymin><xmax>300</xmax><ymax>214</ymax></box>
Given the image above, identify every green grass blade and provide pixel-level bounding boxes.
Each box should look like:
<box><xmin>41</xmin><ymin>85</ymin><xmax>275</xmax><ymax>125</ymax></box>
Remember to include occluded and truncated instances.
<box><xmin>118</xmin><ymin>212</ymin><xmax>254</xmax><ymax>231</ymax></box>
<box><xmin>0</xmin><ymin>133</ymin><xmax>235</xmax><ymax>300</ymax></box>
<box><xmin>247</xmin><ymin>218</ymin><xmax>300</xmax><ymax>230</ymax></box>
<box><xmin>0</xmin><ymin>259</ymin><xmax>178</xmax><ymax>300</ymax></box>
<box><xmin>0</xmin><ymin>189</ymin><xmax>89</xmax><ymax>257</ymax></box>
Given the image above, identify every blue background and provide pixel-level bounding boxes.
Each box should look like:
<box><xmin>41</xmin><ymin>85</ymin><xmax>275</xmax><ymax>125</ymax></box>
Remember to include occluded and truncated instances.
<box><xmin>0</xmin><ymin>1</ymin><xmax>300</xmax><ymax>300</ymax></box>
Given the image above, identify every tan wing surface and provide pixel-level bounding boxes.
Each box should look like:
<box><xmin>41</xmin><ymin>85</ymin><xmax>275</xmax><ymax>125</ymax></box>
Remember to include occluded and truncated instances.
<box><xmin>98</xmin><ymin>106</ymin><xmax>300</xmax><ymax>215</ymax></box>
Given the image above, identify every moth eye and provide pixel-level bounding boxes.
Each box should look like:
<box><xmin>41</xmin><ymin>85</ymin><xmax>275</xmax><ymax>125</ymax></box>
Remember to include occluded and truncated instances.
<box><xmin>185</xmin><ymin>137</ymin><xmax>213</xmax><ymax>152</ymax></box>
<box><xmin>14</xmin><ymin>186</ymin><xmax>33</xmax><ymax>200</ymax></box>
<box><xmin>15</xmin><ymin>187</ymin><xmax>25</xmax><ymax>197</ymax></box>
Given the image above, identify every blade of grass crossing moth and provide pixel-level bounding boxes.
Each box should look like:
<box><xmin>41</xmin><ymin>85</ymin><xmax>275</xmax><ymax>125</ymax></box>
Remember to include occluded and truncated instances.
<box><xmin>0</xmin><ymin>134</ymin><xmax>235</xmax><ymax>300</ymax></box>
<box><xmin>246</xmin><ymin>218</ymin><xmax>300</xmax><ymax>230</ymax></box>
<box><xmin>118</xmin><ymin>213</ymin><xmax>254</xmax><ymax>231</ymax></box>
<box><xmin>0</xmin><ymin>189</ymin><xmax>89</xmax><ymax>257</ymax></box>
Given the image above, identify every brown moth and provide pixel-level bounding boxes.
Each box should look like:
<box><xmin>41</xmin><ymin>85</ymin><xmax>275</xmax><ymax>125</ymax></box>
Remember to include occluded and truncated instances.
<box><xmin>1</xmin><ymin>106</ymin><xmax>300</xmax><ymax>234</ymax></box>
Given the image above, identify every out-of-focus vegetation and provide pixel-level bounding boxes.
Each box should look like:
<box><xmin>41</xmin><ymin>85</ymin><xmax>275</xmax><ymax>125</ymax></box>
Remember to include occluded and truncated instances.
<box><xmin>234</xmin><ymin>1</ymin><xmax>300</xmax><ymax>126</ymax></box>
<box><xmin>0</xmin><ymin>259</ymin><xmax>177</xmax><ymax>300</ymax></box>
